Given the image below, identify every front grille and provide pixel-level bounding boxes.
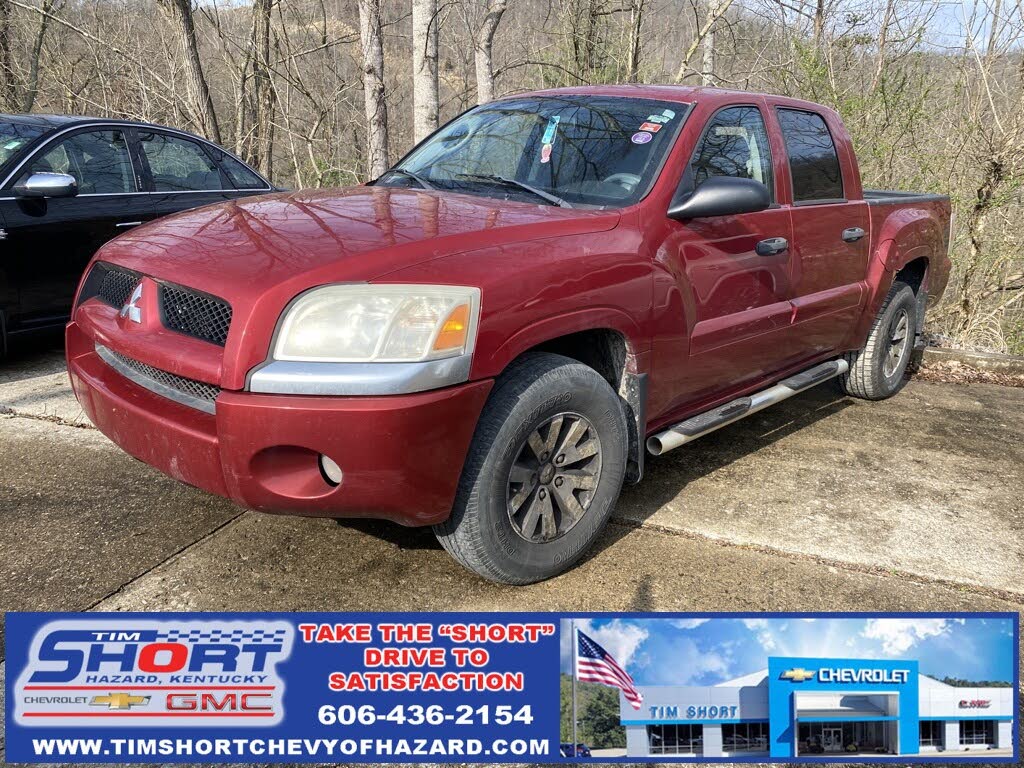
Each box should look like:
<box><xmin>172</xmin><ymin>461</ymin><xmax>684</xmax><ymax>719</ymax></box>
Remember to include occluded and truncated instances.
<box><xmin>160</xmin><ymin>284</ymin><xmax>232</xmax><ymax>347</ymax></box>
<box><xmin>78</xmin><ymin>263</ymin><xmax>141</xmax><ymax>309</ymax></box>
<box><xmin>96</xmin><ymin>344</ymin><xmax>219</xmax><ymax>414</ymax></box>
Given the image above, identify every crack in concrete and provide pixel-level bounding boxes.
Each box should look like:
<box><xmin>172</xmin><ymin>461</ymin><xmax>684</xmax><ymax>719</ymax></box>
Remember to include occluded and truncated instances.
<box><xmin>0</xmin><ymin>406</ymin><xmax>94</xmax><ymax>429</ymax></box>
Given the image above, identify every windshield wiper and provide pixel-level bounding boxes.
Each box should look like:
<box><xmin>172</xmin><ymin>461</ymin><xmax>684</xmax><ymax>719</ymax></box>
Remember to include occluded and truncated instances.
<box><xmin>456</xmin><ymin>173</ymin><xmax>572</xmax><ymax>208</ymax></box>
<box><xmin>380</xmin><ymin>167</ymin><xmax>437</xmax><ymax>191</ymax></box>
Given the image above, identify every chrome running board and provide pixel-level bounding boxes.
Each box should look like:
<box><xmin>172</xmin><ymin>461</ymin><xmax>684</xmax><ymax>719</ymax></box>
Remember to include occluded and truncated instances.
<box><xmin>646</xmin><ymin>359</ymin><xmax>849</xmax><ymax>456</ymax></box>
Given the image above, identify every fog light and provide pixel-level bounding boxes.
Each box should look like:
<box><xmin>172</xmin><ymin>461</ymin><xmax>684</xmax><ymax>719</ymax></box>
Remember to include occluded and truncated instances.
<box><xmin>318</xmin><ymin>454</ymin><xmax>343</xmax><ymax>486</ymax></box>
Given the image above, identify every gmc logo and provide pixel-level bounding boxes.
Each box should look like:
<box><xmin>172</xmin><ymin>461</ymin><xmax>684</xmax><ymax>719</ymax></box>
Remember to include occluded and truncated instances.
<box><xmin>959</xmin><ymin>699</ymin><xmax>991</xmax><ymax>709</ymax></box>
<box><xmin>167</xmin><ymin>692</ymin><xmax>273</xmax><ymax>712</ymax></box>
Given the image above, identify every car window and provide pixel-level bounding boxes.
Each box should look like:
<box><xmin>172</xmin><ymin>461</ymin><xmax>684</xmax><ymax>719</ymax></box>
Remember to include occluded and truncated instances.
<box><xmin>139</xmin><ymin>131</ymin><xmax>224</xmax><ymax>192</ymax></box>
<box><xmin>776</xmin><ymin>108</ymin><xmax>843</xmax><ymax>202</ymax></box>
<box><xmin>215</xmin><ymin>151</ymin><xmax>268</xmax><ymax>190</ymax></box>
<box><xmin>24</xmin><ymin>129</ymin><xmax>134</xmax><ymax>194</ymax></box>
<box><xmin>683</xmin><ymin>105</ymin><xmax>773</xmax><ymax>200</ymax></box>
<box><xmin>0</xmin><ymin>122</ymin><xmax>46</xmax><ymax>167</ymax></box>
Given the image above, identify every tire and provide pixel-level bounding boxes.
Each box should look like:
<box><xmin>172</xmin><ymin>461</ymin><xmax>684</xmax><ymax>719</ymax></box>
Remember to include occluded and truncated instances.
<box><xmin>434</xmin><ymin>352</ymin><xmax>628</xmax><ymax>584</ymax></box>
<box><xmin>840</xmin><ymin>280</ymin><xmax>917</xmax><ymax>400</ymax></box>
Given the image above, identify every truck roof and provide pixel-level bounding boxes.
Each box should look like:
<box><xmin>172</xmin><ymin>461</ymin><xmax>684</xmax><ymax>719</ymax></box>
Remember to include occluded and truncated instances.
<box><xmin>500</xmin><ymin>84</ymin><xmax>836</xmax><ymax>115</ymax></box>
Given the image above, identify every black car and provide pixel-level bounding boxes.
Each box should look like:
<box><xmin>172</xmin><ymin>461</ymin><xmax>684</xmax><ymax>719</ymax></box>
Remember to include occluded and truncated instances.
<box><xmin>0</xmin><ymin>114</ymin><xmax>275</xmax><ymax>352</ymax></box>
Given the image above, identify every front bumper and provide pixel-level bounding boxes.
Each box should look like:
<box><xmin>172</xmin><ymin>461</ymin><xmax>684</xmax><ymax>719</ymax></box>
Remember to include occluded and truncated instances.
<box><xmin>66</xmin><ymin>321</ymin><xmax>493</xmax><ymax>526</ymax></box>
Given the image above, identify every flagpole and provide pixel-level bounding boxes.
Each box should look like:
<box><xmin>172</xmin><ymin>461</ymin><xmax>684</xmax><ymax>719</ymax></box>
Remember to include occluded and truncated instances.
<box><xmin>571</xmin><ymin>619</ymin><xmax>578</xmax><ymax>753</ymax></box>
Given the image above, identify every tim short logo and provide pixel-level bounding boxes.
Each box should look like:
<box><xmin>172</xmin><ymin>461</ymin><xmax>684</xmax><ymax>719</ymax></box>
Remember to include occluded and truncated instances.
<box><xmin>781</xmin><ymin>667</ymin><xmax>816</xmax><ymax>682</ymax></box>
<box><xmin>90</xmin><ymin>693</ymin><xmax>151</xmax><ymax>710</ymax></box>
<box><xmin>13</xmin><ymin>619</ymin><xmax>294</xmax><ymax>728</ymax></box>
<box><xmin>960</xmin><ymin>699</ymin><xmax>992</xmax><ymax>709</ymax></box>
<box><xmin>120</xmin><ymin>283</ymin><xmax>143</xmax><ymax>323</ymax></box>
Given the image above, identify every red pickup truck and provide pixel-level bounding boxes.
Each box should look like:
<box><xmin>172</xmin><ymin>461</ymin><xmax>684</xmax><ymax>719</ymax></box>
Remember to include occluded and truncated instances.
<box><xmin>66</xmin><ymin>86</ymin><xmax>951</xmax><ymax>584</ymax></box>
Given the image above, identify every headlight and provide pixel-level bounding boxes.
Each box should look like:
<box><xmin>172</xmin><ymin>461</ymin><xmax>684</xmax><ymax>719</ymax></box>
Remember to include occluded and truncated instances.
<box><xmin>273</xmin><ymin>284</ymin><xmax>481</xmax><ymax>363</ymax></box>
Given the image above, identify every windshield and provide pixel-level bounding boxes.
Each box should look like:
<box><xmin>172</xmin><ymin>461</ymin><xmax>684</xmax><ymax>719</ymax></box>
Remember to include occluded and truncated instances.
<box><xmin>383</xmin><ymin>96</ymin><xmax>688</xmax><ymax>208</ymax></box>
<box><xmin>0</xmin><ymin>122</ymin><xmax>47</xmax><ymax>169</ymax></box>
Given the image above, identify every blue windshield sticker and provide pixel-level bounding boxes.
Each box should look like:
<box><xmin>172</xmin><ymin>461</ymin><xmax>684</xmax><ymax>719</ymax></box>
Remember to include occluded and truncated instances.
<box><xmin>645</xmin><ymin>114</ymin><xmax>670</xmax><ymax>124</ymax></box>
<box><xmin>661</xmin><ymin>108</ymin><xmax>676</xmax><ymax>119</ymax></box>
<box><xmin>541</xmin><ymin>116</ymin><xmax>560</xmax><ymax>145</ymax></box>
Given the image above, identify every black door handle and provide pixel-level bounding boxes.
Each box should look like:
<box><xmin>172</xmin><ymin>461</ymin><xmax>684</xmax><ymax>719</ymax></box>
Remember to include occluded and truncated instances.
<box><xmin>842</xmin><ymin>227</ymin><xmax>866</xmax><ymax>242</ymax></box>
<box><xmin>756</xmin><ymin>237</ymin><xmax>789</xmax><ymax>256</ymax></box>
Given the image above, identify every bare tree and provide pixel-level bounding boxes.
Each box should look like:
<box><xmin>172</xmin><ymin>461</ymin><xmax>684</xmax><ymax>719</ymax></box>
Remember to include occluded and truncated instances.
<box><xmin>358</xmin><ymin>0</ymin><xmax>390</xmax><ymax>177</ymax></box>
<box><xmin>702</xmin><ymin>0</ymin><xmax>719</xmax><ymax>85</ymax></box>
<box><xmin>626</xmin><ymin>0</ymin><xmax>645</xmax><ymax>83</ymax></box>
<box><xmin>412</xmin><ymin>0</ymin><xmax>439</xmax><ymax>141</ymax></box>
<box><xmin>158</xmin><ymin>0</ymin><xmax>221</xmax><ymax>142</ymax></box>
<box><xmin>474</xmin><ymin>0</ymin><xmax>506</xmax><ymax>102</ymax></box>
<box><xmin>675</xmin><ymin>0</ymin><xmax>734</xmax><ymax>83</ymax></box>
<box><xmin>0</xmin><ymin>0</ymin><xmax>15</xmax><ymax>109</ymax></box>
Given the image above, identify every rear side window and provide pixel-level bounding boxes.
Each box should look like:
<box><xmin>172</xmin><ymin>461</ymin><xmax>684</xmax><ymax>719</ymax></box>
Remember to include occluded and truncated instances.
<box><xmin>216</xmin><ymin>151</ymin><xmax>268</xmax><ymax>190</ymax></box>
<box><xmin>139</xmin><ymin>131</ymin><xmax>224</xmax><ymax>192</ymax></box>
<box><xmin>776</xmin><ymin>109</ymin><xmax>843</xmax><ymax>202</ymax></box>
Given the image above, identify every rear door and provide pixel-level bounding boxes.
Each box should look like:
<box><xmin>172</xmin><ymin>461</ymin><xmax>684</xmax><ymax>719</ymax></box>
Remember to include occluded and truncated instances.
<box><xmin>774</xmin><ymin>107</ymin><xmax>869</xmax><ymax>355</ymax></box>
<box><xmin>0</xmin><ymin>126</ymin><xmax>143</xmax><ymax>328</ymax></box>
<box><xmin>664</xmin><ymin>103</ymin><xmax>796</xmax><ymax>407</ymax></box>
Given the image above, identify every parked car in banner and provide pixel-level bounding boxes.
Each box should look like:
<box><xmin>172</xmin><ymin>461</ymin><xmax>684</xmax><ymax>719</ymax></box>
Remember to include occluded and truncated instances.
<box><xmin>0</xmin><ymin>114</ymin><xmax>275</xmax><ymax>353</ymax></box>
<box><xmin>65</xmin><ymin>85</ymin><xmax>952</xmax><ymax>584</ymax></box>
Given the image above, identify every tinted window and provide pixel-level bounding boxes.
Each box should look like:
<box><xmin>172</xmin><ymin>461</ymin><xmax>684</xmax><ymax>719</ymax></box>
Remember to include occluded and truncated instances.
<box><xmin>777</xmin><ymin>109</ymin><xmax>843</xmax><ymax>201</ymax></box>
<box><xmin>0</xmin><ymin>122</ymin><xmax>46</xmax><ymax>167</ymax></box>
<box><xmin>390</xmin><ymin>96</ymin><xmax>687</xmax><ymax>208</ymax></box>
<box><xmin>139</xmin><ymin>132</ymin><xmax>224</xmax><ymax>191</ymax></box>
<box><xmin>684</xmin><ymin>105</ymin><xmax>773</xmax><ymax>199</ymax></box>
<box><xmin>24</xmin><ymin>129</ymin><xmax>134</xmax><ymax>194</ymax></box>
<box><xmin>216</xmin><ymin>152</ymin><xmax>267</xmax><ymax>189</ymax></box>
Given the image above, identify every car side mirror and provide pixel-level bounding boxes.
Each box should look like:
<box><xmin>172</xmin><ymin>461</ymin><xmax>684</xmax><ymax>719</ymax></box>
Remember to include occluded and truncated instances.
<box><xmin>667</xmin><ymin>176</ymin><xmax>770</xmax><ymax>221</ymax></box>
<box><xmin>14</xmin><ymin>172</ymin><xmax>79</xmax><ymax>199</ymax></box>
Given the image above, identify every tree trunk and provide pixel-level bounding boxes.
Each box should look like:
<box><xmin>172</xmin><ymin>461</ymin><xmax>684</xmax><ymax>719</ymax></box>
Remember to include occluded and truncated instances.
<box><xmin>251</xmin><ymin>0</ymin><xmax>274</xmax><ymax>178</ymax></box>
<box><xmin>474</xmin><ymin>0</ymin><xmax>506</xmax><ymax>103</ymax></box>
<box><xmin>673</xmin><ymin>0</ymin><xmax>733</xmax><ymax>83</ymax></box>
<box><xmin>358</xmin><ymin>0</ymin><xmax>390</xmax><ymax>177</ymax></box>
<box><xmin>701</xmin><ymin>0</ymin><xmax>717</xmax><ymax>85</ymax></box>
<box><xmin>626</xmin><ymin>0</ymin><xmax>644</xmax><ymax>83</ymax></box>
<box><xmin>160</xmin><ymin>0</ymin><xmax>221</xmax><ymax>143</ymax></box>
<box><xmin>412</xmin><ymin>0</ymin><xmax>438</xmax><ymax>142</ymax></box>
<box><xmin>0</xmin><ymin>0</ymin><xmax>16</xmax><ymax>110</ymax></box>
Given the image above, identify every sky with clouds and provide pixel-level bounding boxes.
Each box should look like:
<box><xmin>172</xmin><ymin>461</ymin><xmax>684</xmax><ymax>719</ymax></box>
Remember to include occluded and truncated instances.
<box><xmin>559</xmin><ymin>616</ymin><xmax>1015</xmax><ymax>686</ymax></box>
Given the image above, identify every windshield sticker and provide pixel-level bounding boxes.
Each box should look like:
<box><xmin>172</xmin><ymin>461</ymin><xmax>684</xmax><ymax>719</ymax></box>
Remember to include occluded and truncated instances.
<box><xmin>645</xmin><ymin>114</ymin><xmax>670</xmax><ymax>124</ymax></box>
<box><xmin>631</xmin><ymin>131</ymin><xmax>653</xmax><ymax>145</ymax></box>
<box><xmin>639</xmin><ymin>122</ymin><xmax>662</xmax><ymax>133</ymax></box>
<box><xmin>4</xmin><ymin>140</ymin><xmax>22</xmax><ymax>150</ymax></box>
<box><xmin>539</xmin><ymin>116</ymin><xmax>560</xmax><ymax>164</ymax></box>
<box><xmin>662</xmin><ymin>108</ymin><xmax>676</xmax><ymax>119</ymax></box>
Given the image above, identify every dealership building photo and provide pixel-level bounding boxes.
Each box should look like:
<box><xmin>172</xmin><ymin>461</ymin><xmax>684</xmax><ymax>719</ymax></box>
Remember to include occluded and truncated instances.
<box><xmin>620</xmin><ymin>656</ymin><xmax>1016</xmax><ymax>758</ymax></box>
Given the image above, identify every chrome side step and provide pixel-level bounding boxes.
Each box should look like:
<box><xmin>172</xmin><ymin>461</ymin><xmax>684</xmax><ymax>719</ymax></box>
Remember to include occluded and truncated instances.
<box><xmin>646</xmin><ymin>359</ymin><xmax>849</xmax><ymax>456</ymax></box>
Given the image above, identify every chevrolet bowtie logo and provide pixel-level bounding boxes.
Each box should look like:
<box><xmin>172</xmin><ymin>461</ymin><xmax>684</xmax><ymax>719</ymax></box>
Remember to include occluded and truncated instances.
<box><xmin>89</xmin><ymin>692</ymin><xmax>151</xmax><ymax>710</ymax></box>
<box><xmin>781</xmin><ymin>667</ymin><xmax>817</xmax><ymax>682</ymax></box>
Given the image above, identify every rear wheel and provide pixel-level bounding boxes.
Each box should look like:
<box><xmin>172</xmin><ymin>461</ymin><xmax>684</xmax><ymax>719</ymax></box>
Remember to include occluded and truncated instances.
<box><xmin>434</xmin><ymin>353</ymin><xmax>628</xmax><ymax>584</ymax></box>
<box><xmin>840</xmin><ymin>281</ymin><xmax>917</xmax><ymax>400</ymax></box>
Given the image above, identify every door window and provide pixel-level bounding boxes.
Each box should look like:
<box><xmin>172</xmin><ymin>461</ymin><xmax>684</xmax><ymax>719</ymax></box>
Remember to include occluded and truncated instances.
<box><xmin>139</xmin><ymin>131</ymin><xmax>224</xmax><ymax>191</ymax></box>
<box><xmin>684</xmin><ymin>105</ymin><xmax>773</xmax><ymax>199</ymax></box>
<box><xmin>23</xmin><ymin>129</ymin><xmax>134</xmax><ymax>194</ymax></box>
<box><xmin>777</xmin><ymin>108</ymin><xmax>844</xmax><ymax>202</ymax></box>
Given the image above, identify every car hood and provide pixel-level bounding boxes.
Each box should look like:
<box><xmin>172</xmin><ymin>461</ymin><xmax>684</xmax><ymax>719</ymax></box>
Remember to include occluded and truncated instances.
<box><xmin>96</xmin><ymin>185</ymin><xmax>621</xmax><ymax>303</ymax></box>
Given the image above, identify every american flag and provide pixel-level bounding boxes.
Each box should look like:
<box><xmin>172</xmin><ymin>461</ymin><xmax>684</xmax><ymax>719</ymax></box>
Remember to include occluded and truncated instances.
<box><xmin>575</xmin><ymin>629</ymin><xmax>643</xmax><ymax>710</ymax></box>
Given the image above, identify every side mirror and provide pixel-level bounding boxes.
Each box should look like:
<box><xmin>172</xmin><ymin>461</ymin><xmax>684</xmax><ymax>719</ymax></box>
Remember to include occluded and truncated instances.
<box><xmin>668</xmin><ymin>176</ymin><xmax>770</xmax><ymax>221</ymax></box>
<box><xmin>14</xmin><ymin>172</ymin><xmax>79</xmax><ymax>199</ymax></box>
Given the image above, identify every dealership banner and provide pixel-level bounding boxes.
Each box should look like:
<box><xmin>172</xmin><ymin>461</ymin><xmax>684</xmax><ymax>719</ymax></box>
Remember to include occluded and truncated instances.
<box><xmin>3</xmin><ymin>612</ymin><xmax>1019</xmax><ymax>764</ymax></box>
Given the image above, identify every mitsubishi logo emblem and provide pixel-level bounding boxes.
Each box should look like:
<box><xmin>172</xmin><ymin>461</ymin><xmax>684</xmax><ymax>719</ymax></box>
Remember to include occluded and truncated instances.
<box><xmin>781</xmin><ymin>667</ymin><xmax>817</xmax><ymax>682</ymax></box>
<box><xmin>120</xmin><ymin>283</ymin><xmax>143</xmax><ymax>323</ymax></box>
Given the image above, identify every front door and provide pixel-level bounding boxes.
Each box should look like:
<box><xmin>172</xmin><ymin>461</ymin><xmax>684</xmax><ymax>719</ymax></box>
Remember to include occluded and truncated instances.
<box><xmin>822</xmin><ymin>727</ymin><xmax>843</xmax><ymax>752</ymax></box>
<box><xmin>662</xmin><ymin>103</ymin><xmax>796</xmax><ymax>409</ymax></box>
<box><xmin>0</xmin><ymin>127</ymin><xmax>142</xmax><ymax>330</ymax></box>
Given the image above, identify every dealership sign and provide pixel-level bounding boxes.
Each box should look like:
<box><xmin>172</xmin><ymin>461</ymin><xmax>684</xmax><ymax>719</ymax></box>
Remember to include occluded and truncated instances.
<box><xmin>959</xmin><ymin>699</ymin><xmax>992</xmax><ymax>708</ymax></box>
<box><xmin>818</xmin><ymin>667</ymin><xmax>910</xmax><ymax>684</ymax></box>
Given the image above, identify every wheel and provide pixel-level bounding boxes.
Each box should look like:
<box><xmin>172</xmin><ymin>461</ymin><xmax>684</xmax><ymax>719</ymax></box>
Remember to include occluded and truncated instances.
<box><xmin>434</xmin><ymin>352</ymin><xmax>628</xmax><ymax>584</ymax></box>
<box><xmin>839</xmin><ymin>280</ymin><xmax>917</xmax><ymax>400</ymax></box>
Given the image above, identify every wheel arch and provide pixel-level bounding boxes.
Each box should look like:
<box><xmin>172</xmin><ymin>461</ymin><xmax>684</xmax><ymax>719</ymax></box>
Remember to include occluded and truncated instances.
<box><xmin>481</xmin><ymin>314</ymin><xmax>648</xmax><ymax>484</ymax></box>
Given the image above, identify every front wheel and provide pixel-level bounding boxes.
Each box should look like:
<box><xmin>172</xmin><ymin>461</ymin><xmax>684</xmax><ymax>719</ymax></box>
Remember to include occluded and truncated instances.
<box><xmin>840</xmin><ymin>280</ymin><xmax>917</xmax><ymax>400</ymax></box>
<box><xmin>434</xmin><ymin>353</ymin><xmax>628</xmax><ymax>584</ymax></box>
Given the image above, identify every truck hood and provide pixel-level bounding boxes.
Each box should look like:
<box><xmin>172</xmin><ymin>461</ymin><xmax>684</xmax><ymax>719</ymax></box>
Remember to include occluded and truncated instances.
<box><xmin>96</xmin><ymin>185</ymin><xmax>621</xmax><ymax>303</ymax></box>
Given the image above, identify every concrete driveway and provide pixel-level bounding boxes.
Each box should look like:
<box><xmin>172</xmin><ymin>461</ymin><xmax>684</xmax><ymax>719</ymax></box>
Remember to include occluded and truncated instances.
<box><xmin>1</xmin><ymin>338</ymin><xmax>1022</xmax><ymax>765</ymax></box>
